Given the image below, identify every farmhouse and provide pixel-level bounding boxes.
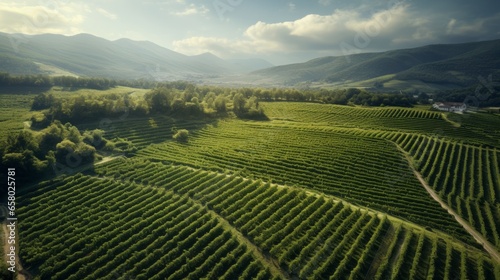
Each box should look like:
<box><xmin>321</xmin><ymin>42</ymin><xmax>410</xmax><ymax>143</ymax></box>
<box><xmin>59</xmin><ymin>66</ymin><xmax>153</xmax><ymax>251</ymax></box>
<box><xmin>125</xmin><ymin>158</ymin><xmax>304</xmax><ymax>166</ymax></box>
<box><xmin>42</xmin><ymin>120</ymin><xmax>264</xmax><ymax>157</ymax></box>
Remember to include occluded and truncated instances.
<box><xmin>432</xmin><ymin>102</ymin><xmax>467</xmax><ymax>112</ymax></box>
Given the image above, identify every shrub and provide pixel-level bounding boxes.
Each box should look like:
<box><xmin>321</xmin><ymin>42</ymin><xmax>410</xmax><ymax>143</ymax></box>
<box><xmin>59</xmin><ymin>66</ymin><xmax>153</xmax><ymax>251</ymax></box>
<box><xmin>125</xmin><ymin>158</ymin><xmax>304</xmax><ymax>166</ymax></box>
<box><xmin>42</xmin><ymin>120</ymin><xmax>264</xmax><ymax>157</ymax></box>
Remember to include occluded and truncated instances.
<box><xmin>173</xmin><ymin>129</ymin><xmax>189</xmax><ymax>143</ymax></box>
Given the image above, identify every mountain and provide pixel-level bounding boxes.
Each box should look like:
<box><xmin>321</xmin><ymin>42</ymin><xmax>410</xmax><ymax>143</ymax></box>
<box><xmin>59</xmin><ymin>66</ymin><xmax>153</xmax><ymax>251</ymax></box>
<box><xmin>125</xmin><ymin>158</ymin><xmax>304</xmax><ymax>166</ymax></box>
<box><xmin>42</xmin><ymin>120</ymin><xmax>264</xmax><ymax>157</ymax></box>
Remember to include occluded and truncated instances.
<box><xmin>226</xmin><ymin>58</ymin><xmax>274</xmax><ymax>72</ymax></box>
<box><xmin>2</xmin><ymin>32</ymin><xmax>498</xmax><ymax>90</ymax></box>
<box><xmin>247</xmin><ymin>39</ymin><xmax>500</xmax><ymax>90</ymax></box>
<box><xmin>0</xmin><ymin>33</ymin><xmax>272</xmax><ymax>80</ymax></box>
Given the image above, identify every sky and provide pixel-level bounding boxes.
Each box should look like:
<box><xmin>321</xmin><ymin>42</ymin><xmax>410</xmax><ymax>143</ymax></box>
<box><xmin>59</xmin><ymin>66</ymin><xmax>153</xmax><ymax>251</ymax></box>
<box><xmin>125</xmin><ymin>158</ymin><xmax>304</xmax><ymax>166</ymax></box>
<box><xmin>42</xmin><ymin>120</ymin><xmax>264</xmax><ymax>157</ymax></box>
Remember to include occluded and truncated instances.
<box><xmin>1</xmin><ymin>0</ymin><xmax>499</xmax><ymax>65</ymax></box>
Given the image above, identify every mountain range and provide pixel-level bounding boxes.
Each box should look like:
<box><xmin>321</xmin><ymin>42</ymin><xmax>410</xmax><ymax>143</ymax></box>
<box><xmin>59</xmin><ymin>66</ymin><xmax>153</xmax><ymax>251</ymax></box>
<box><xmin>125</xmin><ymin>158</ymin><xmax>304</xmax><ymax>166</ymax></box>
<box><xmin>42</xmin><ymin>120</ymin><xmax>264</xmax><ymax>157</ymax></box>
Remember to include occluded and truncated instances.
<box><xmin>1</xmin><ymin>32</ymin><xmax>499</xmax><ymax>91</ymax></box>
<box><xmin>0</xmin><ymin>32</ymin><xmax>273</xmax><ymax>81</ymax></box>
<box><xmin>245</xmin><ymin>39</ymin><xmax>500</xmax><ymax>90</ymax></box>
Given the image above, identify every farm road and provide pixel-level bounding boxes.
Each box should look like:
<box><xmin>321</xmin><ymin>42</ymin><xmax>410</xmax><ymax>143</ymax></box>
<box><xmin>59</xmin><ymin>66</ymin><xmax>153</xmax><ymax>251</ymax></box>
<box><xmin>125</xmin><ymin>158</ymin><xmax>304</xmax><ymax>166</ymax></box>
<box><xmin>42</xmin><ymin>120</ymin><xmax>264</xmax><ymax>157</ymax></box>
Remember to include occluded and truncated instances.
<box><xmin>395</xmin><ymin>145</ymin><xmax>500</xmax><ymax>265</ymax></box>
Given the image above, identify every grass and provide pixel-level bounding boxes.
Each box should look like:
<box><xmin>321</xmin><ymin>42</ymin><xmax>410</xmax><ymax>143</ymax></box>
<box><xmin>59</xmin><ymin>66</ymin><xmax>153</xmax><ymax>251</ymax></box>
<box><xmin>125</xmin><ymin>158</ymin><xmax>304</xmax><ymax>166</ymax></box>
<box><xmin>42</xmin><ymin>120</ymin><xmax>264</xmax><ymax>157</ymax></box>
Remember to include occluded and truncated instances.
<box><xmin>0</xmin><ymin>93</ymin><xmax>37</xmax><ymax>142</ymax></box>
<box><xmin>46</xmin><ymin>86</ymin><xmax>149</xmax><ymax>98</ymax></box>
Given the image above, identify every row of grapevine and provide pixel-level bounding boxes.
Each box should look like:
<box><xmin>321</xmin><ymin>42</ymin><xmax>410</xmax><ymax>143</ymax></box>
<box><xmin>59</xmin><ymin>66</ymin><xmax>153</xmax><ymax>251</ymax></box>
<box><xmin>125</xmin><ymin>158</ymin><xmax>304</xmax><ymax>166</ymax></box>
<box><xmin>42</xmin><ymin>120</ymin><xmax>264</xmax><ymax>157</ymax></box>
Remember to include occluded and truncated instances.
<box><xmin>134</xmin><ymin>120</ymin><xmax>472</xmax><ymax>243</ymax></box>
<box><xmin>261</xmin><ymin>102</ymin><xmax>441</xmax><ymax>122</ymax></box>
<box><xmin>394</xmin><ymin>133</ymin><xmax>500</xmax><ymax>250</ymax></box>
<box><xmin>18</xmin><ymin>174</ymin><xmax>275</xmax><ymax>279</ymax></box>
<box><xmin>92</xmin><ymin>157</ymin><xmax>500</xmax><ymax>279</ymax></box>
<box><xmin>261</xmin><ymin>102</ymin><xmax>500</xmax><ymax>146</ymax></box>
<box><xmin>80</xmin><ymin>115</ymin><xmax>212</xmax><ymax>149</ymax></box>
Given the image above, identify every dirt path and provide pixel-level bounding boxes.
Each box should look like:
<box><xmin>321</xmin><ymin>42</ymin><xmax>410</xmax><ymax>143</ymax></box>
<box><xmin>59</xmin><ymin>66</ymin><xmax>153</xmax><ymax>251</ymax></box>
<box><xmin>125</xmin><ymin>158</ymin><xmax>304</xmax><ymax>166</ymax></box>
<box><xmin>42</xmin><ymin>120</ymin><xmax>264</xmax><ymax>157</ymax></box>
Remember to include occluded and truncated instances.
<box><xmin>204</xmin><ymin>208</ymin><xmax>290</xmax><ymax>280</ymax></box>
<box><xmin>395</xmin><ymin>145</ymin><xmax>500</xmax><ymax>264</ymax></box>
<box><xmin>1</xmin><ymin>205</ymin><xmax>29</xmax><ymax>280</ymax></box>
<box><xmin>95</xmin><ymin>155</ymin><xmax>125</xmax><ymax>166</ymax></box>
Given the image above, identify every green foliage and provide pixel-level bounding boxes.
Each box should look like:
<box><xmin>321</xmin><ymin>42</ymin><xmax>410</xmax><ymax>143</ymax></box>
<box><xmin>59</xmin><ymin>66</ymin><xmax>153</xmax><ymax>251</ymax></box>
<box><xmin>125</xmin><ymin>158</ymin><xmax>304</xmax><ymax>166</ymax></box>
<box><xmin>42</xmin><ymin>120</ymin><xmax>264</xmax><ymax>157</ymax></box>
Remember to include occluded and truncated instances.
<box><xmin>4</xmin><ymin>130</ymin><xmax>38</xmax><ymax>153</ymax></box>
<box><xmin>0</xmin><ymin>73</ymin><xmax>116</xmax><ymax>89</ymax></box>
<box><xmin>214</xmin><ymin>95</ymin><xmax>227</xmax><ymax>113</ymax></box>
<box><xmin>0</xmin><ymin>121</ymin><xmax>111</xmax><ymax>182</ymax></box>
<box><xmin>232</xmin><ymin>93</ymin><xmax>267</xmax><ymax>119</ymax></box>
<box><xmin>146</xmin><ymin>87</ymin><xmax>172</xmax><ymax>113</ymax></box>
<box><xmin>173</xmin><ymin>129</ymin><xmax>189</xmax><ymax>143</ymax></box>
<box><xmin>31</xmin><ymin>92</ymin><xmax>56</xmax><ymax>110</ymax></box>
<box><xmin>232</xmin><ymin>93</ymin><xmax>247</xmax><ymax>114</ymax></box>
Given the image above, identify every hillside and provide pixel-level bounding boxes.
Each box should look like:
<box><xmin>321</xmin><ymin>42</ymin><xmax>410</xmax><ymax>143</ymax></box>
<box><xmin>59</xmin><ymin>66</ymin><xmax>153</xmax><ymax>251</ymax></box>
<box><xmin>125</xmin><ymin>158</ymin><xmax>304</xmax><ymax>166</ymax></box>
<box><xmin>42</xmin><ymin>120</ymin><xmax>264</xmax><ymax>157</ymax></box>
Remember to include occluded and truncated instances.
<box><xmin>2</xmin><ymin>85</ymin><xmax>500</xmax><ymax>278</ymax></box>
<box><xmin>0</xmin><ymin>33</ymin><xmax>272</xmax><ymax>80</ymax></box>
<box><xmin>247</xmin><ymin>39</ymin><xmax>500</xmax><ymax>90</ymax></box>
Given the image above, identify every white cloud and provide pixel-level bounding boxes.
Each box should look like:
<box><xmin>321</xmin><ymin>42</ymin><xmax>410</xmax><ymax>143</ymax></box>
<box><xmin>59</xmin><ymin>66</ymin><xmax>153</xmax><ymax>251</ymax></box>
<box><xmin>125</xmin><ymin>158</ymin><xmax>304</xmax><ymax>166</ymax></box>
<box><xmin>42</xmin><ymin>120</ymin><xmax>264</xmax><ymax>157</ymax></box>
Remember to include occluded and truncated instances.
<box><xmin>288</xmin><ymin>3</ymin><xmax>296</xmax><ymax>11</ymax></box>
<box><xmin>173</xmin><ymin>3</ymin><xmax>500</xmax><ymax>60</ymax></box>
<box><xmin>445</xmin><ymin>13</ymin><xmax>500</xmax><ymax>36</ymax></box>
<box><xmin>173</xmin><ymin>5</ymin><xmax>421</xmax><ymax>56</ymax></box>
<box><xmin>96</xmin><ymin>8</ymin><xmax>117</xmax><ymax>20</ymax></box>
<box><xmin>173</xmin><ymin>36</ymin><xmax>250</xmax><ymax>57</ymax></box>
<box><xmin>173</xmin><ymin>4</ymin><xmax>209</xmax><ymax>16</ymax></box>
<box><xmin>0</xmin><ymin>2</ymin><xmax>86</xmax><ymax>35</ymax></box>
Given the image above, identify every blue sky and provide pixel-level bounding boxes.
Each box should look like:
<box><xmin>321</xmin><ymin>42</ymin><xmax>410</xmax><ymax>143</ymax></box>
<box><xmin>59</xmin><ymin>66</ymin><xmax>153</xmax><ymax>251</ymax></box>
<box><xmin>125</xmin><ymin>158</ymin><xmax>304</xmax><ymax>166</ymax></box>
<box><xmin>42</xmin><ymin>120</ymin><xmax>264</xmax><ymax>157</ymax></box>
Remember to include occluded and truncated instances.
<box><xmin>1</xmin><ymin>0</ymin><xmax>499</xmax><ymax>64</ymax></box>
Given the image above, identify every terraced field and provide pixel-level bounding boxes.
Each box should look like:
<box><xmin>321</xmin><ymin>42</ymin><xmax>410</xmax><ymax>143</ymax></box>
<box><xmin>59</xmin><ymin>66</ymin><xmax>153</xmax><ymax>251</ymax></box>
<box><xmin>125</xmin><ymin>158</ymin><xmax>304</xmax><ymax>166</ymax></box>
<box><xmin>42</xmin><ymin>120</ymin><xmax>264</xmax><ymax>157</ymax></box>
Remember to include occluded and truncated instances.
<box><xmin>262</xmin><ymin>102</ymin><xmax>500</xmax><ymax>147</ymax></box>
<box><xmin>392</xmin><ymin>134</ymin><xmax>500</xmax><ymax>251</ymax></box>
<box><xmin>16</xmin><ymin>101</ymin><xmax>500</xmax><ymax>279</ymax></box>
<box><xmin>18</xmin><ymin>159</ymin><xmax>499</xmax><ymax>279</ymax></box>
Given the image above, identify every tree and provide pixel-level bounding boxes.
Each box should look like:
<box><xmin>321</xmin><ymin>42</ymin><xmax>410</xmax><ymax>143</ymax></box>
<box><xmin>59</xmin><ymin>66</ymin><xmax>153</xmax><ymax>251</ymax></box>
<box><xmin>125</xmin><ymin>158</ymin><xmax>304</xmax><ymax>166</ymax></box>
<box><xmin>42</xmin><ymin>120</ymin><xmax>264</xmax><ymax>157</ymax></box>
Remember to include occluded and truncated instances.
<box><xmin>173</xmin><ymin>129</ymin><xmax>189</xmax><ymax>143</ymax></box>
<box><xmin>214</xmin><ymin>95</ymin><xmax>227</xmax><ymax>113</ymax></box>
<box><xmin>146</xmin><ymin>88</ymin><xmax>172</xmax><ymax>113</ymax></box>
<box><xmin>32</xmin><ymin>93</ymin><xmax>56</xmax><ymax>110</ymax></box>
<box><xmin>4</xmin><ymin>130</ymin><xmax>38</xmax><ymax>154</ymax></box>
<box><xmin>232</xmin><ymin>93</ymin><xmax>246</xmax><ymax>115</ymax></box>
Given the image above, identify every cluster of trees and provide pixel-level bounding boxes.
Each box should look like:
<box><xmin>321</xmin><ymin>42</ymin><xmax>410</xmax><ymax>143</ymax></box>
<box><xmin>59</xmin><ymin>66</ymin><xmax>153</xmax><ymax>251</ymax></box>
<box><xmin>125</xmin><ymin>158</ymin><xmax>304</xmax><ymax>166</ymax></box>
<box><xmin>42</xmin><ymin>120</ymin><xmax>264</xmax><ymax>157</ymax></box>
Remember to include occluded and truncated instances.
<box><xmin>31</xmin><ymin>85</ymin><xmax>268</xmax><ymax>127</ymax></box>
<box><xmin>198</xmin><ymin>86</ymin><xmax>416</xmax><ymax>107</ymax></box>
<box><xmin>433</xmin><ymin>83</ymin><xmax>500</xmax><ymax>107</ymax></box>
<box><xmin>321</xmin><ymin>88</ymin><xmax>415</xmax><ymax>107</ymax></box>
<box><xmin>0</xmin><ymin>73</ymin><xmax>207</xmax><ymax>91</ymax></box>
<box><xmin>0</xmin><ymin>121</ymin><xmax>114</xmax><ymax>180</ymax></box>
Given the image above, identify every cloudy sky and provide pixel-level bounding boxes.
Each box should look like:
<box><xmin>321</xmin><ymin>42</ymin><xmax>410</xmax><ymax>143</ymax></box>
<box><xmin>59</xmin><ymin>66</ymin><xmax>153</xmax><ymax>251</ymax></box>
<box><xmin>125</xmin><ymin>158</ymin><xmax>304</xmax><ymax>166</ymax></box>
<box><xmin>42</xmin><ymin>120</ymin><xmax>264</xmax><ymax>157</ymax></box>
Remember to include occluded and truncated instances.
<box><xmin>1</xmin><ymin>0</ymin><xmax>499</xmax><ymax>64</ymax></box>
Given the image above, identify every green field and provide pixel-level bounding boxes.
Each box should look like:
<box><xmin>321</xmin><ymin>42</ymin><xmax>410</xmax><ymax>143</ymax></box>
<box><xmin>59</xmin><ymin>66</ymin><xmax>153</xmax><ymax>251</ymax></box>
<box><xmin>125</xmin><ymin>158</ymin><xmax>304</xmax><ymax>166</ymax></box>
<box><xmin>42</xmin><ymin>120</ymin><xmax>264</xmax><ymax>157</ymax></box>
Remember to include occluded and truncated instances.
<box><xmin>0</xmin><ymin>93</ymin><xmax>36</xmax><ymax>142</ymax></box>
<box><xmin>8</xmin><ymin>94</ymin><xmax>500</xmax><ymax>279</ymax></box>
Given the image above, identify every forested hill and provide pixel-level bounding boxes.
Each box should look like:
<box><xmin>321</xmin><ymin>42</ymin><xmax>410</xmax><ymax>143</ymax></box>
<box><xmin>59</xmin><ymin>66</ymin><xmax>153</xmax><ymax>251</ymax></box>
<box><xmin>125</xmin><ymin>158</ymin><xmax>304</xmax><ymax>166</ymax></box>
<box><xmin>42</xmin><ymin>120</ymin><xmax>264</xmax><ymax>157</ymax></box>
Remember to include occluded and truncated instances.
<box><xmin>246</xmin><ymin>39</ymin><xmax>500</xmax><ymax>89</ymax></box>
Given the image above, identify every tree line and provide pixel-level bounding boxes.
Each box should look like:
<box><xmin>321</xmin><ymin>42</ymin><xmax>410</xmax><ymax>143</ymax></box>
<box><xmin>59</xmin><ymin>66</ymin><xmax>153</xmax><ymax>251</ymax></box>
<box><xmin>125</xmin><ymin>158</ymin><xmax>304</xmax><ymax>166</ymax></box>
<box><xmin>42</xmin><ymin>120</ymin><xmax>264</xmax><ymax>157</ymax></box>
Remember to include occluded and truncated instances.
<box><xmin>0</xmin><ymin>73</ymin><xmax>117</xmax><ymax>90</ymax></box>
<box><xmin>433</xmin><ymin>83</ymin><xmax>500</xmax><ymax>107</ymax></box>
<box><xmin>30</xmin><ymin>84</ymin><xmax>267</xmax><ymax>127</ymax></box>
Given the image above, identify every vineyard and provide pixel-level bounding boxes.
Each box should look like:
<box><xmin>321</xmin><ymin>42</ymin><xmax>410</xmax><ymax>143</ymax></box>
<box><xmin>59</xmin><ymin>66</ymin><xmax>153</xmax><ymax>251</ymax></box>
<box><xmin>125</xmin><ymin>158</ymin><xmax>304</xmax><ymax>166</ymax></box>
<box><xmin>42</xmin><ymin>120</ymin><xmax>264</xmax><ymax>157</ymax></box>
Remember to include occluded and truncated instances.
<box><xmin>18</xmin><ymin>158</ymin><xmax>499</xmax><ymax>279</ymax></box>
<box><xmin>136</xmin><ymin>120</ymin><xmax>474</xmax><ymax>244</ymax></box>
<box><xmin>391</xmin><ymin>133</ymin><xmax>500</xmax><ymax>251</ymax></box>
<box><xmin>15</xmin><ymin>101</ymin><xmax>500</xmax><ymax>279</ymax></box>
<box><xmin>261</xmin><ymin>102</ymin><xmax>500</xmax><ymax>147</ymax></box>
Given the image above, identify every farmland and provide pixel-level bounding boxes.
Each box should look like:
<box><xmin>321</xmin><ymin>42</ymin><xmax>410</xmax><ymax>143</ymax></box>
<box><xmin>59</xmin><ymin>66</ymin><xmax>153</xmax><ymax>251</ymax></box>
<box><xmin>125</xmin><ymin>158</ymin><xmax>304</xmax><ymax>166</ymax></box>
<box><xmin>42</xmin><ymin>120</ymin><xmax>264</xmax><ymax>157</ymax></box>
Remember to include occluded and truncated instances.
<box><xmin>4</xmin><ymin>90</ymin><xmax>500</xmax><ymax>279</ymax></box>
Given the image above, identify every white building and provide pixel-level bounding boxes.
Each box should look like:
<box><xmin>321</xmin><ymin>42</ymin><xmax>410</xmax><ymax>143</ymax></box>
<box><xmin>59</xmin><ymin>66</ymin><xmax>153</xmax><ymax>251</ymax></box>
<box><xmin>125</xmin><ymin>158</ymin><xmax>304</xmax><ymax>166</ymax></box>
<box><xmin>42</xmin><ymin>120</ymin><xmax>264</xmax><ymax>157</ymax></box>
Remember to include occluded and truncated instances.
<box><xmin>432</xmin><ymin>102</ymin><xmax>467</xmax><ymax>112</ymax></box>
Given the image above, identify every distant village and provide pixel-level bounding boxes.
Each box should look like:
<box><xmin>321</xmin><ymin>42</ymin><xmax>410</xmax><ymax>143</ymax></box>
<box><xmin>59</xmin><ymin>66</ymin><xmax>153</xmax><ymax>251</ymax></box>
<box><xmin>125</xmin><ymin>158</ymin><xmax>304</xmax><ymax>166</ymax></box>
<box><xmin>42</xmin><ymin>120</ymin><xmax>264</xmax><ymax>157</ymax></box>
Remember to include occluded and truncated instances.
<box><xmin>432</xmin><ymin>102</ymin><xmax>468</xmax><ymax>112</ymax></box>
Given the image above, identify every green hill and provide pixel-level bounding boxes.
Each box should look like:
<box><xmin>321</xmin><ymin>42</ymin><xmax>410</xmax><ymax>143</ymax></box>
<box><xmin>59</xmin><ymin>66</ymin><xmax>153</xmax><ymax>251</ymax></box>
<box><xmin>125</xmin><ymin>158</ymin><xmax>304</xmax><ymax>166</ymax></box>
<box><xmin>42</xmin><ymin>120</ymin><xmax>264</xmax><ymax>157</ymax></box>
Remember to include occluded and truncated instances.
<box><xmin>248</xmin><ymin>39</ymin><xmax>500</xmax><ymax>90</ymax></box>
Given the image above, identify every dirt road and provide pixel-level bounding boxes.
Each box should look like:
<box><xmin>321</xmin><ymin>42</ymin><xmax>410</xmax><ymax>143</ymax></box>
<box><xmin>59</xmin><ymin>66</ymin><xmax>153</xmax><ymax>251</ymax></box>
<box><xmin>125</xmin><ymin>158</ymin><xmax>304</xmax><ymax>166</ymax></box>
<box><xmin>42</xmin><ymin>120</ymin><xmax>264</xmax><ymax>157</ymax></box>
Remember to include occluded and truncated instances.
<box><xmin>1</xmin><ymin>205</ymin><xmax>29</xmax><ymax>280</ymax></box>
<box><xmin>396</xmin><ymin>145</ymin><xmax>500</xmax><ymax>264</ymax></box>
